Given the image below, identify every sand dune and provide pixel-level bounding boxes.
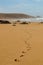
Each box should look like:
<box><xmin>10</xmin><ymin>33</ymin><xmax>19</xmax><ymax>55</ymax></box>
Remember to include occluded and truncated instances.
<box><xmin>0</xmin><ymin>23</ymin><xmax>43</xmax><ymax>65</ymax></box>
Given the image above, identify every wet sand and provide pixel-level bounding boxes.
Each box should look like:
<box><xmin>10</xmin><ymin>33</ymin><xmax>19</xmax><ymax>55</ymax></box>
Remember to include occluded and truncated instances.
<box><xmin>0</xmin><ymin>23</ymin><xmax>43</xmax><ymax>65</ymax></box>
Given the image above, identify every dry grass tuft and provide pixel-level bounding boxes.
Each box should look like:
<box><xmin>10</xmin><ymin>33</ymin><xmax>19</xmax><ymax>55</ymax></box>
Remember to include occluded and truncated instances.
<box><xmin>20</xmin><ymin>21</ymin><xmax>28</xmax><ymax>24</ymax></box>
<box><xmin>12</xmin><ymin>22</ymin><xmax>16</xmax><ymax>26</ymax></box>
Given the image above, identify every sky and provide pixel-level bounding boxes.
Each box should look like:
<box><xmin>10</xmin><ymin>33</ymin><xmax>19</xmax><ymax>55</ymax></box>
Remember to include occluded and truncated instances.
<box><xmin>0</xmin><ymin>0</ymin><xmax>43</xmax><ymax>16</ymax></box>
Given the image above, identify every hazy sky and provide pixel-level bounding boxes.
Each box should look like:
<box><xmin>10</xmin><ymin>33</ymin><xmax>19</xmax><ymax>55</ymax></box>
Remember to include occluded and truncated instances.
<box><xmin>0</xmin><ymin>0</ymin><xmax>43</xmax><ymax>16</ymax></box>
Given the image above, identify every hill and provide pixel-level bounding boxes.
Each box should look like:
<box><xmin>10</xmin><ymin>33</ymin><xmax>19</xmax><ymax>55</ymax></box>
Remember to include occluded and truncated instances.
<box><xmin>0</xmin><ymin>13</ymin><xmax>34</xmax><ymax>19</ymax></box>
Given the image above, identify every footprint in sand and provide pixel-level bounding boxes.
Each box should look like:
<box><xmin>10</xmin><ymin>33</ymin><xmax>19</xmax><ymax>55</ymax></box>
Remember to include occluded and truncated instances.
<box><xmin>27</xmin><ymin>48</ymin><xmax>31</xmax><ymax>51</ymax></box>
<box><xmin>14</xmin><ymin>58</ymin><xmax>20</xmax><ymax>62</ymax></box>
<box><xmin>22</xmin><ymin>51</ymin><xmax>26</xmax><ymax>53</ymax></box>
<box><xmin>20</xmin><ymin>54</ymin><xmax>24</xmax><ymax>57</ymax></box>
<box><xmin>14</xmin><ymin>59</ymin><xmax>18</xmax><ymax>61</ymax></box>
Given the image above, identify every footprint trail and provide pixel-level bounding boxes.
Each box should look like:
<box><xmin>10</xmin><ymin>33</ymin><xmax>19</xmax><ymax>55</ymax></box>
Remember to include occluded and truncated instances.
<box><xmin>14</xmin><ymin>25</ymin><xmax>32</xmax><ymax>62</ymax></box>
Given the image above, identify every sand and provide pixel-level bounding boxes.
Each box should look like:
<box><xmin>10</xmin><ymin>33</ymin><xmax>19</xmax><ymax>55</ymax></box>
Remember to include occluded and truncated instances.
<box><xmin>0</xmin><ymin>23</ymin><xmax>43</xmax><ymax>65</ymax></box>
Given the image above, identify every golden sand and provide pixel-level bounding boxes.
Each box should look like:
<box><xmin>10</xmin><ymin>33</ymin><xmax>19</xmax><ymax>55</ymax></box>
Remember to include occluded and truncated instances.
<box><xmin>0</xmin><ymin>23</ymin><xmax>43</xmax><ymax>65</ymax></box>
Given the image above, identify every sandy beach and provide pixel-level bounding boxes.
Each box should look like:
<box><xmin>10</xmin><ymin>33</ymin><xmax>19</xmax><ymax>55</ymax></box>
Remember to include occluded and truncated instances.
<box><xmin>0</xmin><ymin>23</ymin><xmax>43</xmax><ymax>65</ymax></box>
